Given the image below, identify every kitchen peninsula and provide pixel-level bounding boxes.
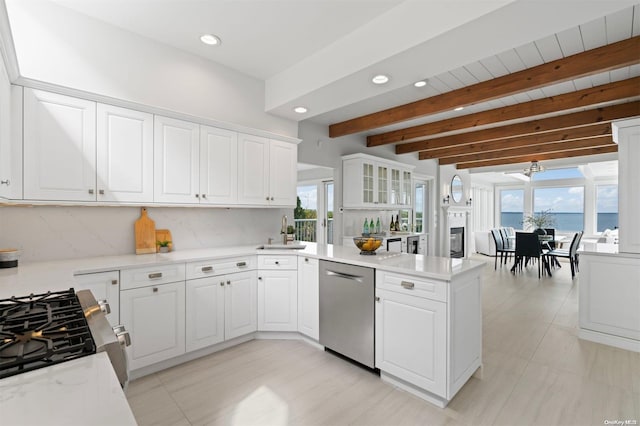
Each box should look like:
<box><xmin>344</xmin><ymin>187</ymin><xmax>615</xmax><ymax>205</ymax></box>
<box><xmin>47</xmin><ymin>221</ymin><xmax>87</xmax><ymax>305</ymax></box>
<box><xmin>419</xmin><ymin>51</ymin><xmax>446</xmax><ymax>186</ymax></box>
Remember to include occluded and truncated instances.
<box><xmin>0</xmin><ymin>242</ymin><xmax>484</xmax><ymax>413</ymax></box>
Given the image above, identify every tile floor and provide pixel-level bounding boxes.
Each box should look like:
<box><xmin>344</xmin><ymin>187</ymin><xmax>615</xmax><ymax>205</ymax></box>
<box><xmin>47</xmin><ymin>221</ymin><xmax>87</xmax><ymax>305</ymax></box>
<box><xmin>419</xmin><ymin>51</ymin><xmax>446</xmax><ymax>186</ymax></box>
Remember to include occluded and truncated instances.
<box><xmin>125</xmin><ymin>254</ymin><xmax>640</xmax><ymax>425</ymax></box>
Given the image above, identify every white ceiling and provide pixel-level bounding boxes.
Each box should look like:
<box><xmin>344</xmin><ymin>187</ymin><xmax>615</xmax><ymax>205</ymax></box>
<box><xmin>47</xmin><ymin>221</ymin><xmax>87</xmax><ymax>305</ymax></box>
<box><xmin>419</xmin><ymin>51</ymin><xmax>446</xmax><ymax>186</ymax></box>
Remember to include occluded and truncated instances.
<box><xmin>40</xmin><ymin>0</ymin><xmax>640</xmax><ymax>126</ymax></box>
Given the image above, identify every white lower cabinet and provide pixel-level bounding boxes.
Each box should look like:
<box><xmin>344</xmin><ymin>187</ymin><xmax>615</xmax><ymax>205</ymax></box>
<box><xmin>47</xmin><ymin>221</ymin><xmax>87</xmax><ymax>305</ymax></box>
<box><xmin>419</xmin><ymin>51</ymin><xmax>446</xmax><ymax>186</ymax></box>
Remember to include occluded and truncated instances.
<box><xmin>74</xmin><ymin>270</ymin><xmax>120</xmax><ymax>327</ymax></box>
<box><xmin>120</xmin><ymin>281</ymin><xmax>186</xmax><ymax>371</ymax></box>
<box><xmin>224</xmin><ymin>271</ymin><xmax>258</xmax><ymax>339</ymax></box>
<box><xmin>185</xmin><ymin>276</ymin><xmax>225</xmax><ymax>352</ymax></box>
<box><xmin>297</xmin><ymin>256</ymin><xmax>319</xmax><ymax>340</ymax></box>
<box><xmin>257</xmin><ymin>269</ymin><xmax>298</xmax><ymax>331</ymax></box>
<box><xmin>375</xmin><ymin>288</ymin><xmax>446</xmax><ymax>396</ymax></box>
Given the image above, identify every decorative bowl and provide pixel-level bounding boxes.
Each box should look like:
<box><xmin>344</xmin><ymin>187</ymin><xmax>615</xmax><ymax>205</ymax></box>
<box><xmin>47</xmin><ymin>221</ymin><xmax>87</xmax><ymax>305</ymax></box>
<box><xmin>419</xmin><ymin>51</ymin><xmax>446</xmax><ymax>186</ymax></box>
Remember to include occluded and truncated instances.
<box><xmin>353</xmin><ymin>236</ymin><xmax>383</xmax><ymax>255</ymax></box>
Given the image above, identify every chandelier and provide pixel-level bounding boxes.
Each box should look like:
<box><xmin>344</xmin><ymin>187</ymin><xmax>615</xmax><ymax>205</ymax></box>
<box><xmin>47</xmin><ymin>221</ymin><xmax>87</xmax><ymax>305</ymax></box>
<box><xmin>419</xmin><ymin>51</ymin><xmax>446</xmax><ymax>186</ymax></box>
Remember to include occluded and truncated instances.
<box><xmin>523</xmin><ymin>160</ymin><xmax>545</xmax><ymax>177</ymax></box>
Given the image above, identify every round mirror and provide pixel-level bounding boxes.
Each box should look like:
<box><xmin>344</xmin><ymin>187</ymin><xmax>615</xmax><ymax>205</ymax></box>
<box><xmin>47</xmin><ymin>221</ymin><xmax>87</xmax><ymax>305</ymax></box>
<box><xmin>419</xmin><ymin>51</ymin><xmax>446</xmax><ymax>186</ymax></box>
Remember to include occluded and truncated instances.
<box><xmin>451</xmin><ymin>175</ymin><xmax>463</xmax><ymax>203</ymax></box>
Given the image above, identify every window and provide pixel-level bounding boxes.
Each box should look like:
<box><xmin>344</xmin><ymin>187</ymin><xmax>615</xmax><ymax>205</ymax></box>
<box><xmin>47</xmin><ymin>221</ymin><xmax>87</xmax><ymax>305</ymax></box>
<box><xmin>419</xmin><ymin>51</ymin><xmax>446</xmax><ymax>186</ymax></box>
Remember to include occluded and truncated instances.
<box><xmin>295</xmin><ymin>185</ymin><xmax>318</xmax><ymax>242</ymax></box>
<box><xmin>533</xmin><ymin>186</ymin><xmax>584</xmax><ymax>231</ymax></box>
<box><xmin>500</xmin><ymin>189</ymin><xmax>524</xmax><ymax>229</ymax></box>
<box><xmin>532</xmin><ymin>167</ymin><xmax>583</xmax><ymax>181</ymax></box>
<box><xmin>596</xmin><ymin>184</ymin><xmax>618</xmax><ymax>232</ymax></box>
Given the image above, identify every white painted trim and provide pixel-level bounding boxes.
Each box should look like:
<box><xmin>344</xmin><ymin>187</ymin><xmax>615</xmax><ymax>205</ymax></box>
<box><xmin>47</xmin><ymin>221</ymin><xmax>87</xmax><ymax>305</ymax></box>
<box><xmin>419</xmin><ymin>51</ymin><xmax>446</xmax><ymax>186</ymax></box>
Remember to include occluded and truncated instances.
<box><xmin>341</xmin><ymin>152</ymin><xmax>417</xmax><ymax>170</ymax></box>
<box><xmin>578</xmin><ymin>328</ymin><xmax>640</xmax><ymax>353</ymax></box>
<box><xmin>380</xmin><ymin>372</ymin><xmax>448</xmax><ymax>408</ymax></box>
<box><xmin>0</xmin><ymin>0</ymin><xmax>19</xmax><ymax>81</ymax></box>
<box><xmin>13</xmin><ymin>77</ymin><xmax>301</xmax><ymax>144</ymax></box>
<box><xmin>612</xmin><ymin>117</ymin><xmax>640</xmax><ymax>144</ymax></box>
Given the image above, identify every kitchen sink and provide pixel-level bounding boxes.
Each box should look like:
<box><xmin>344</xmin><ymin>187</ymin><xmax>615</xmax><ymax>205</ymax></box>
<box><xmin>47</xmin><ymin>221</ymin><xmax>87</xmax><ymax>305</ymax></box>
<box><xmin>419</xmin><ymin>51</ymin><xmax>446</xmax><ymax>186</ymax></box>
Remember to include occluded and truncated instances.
<box><xmin>256</xmin><ymin>243</ymin><xmax>306</xmax><ymax>250</ymax></box>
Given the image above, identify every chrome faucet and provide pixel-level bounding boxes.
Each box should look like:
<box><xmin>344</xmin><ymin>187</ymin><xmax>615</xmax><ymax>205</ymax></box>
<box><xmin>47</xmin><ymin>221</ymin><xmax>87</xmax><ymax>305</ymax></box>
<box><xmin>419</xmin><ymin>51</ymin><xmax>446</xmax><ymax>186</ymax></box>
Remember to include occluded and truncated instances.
<box><xmin>281</xmin><ymin>215</ymin><xmax>288</xmax><ymax>244</ymax></box>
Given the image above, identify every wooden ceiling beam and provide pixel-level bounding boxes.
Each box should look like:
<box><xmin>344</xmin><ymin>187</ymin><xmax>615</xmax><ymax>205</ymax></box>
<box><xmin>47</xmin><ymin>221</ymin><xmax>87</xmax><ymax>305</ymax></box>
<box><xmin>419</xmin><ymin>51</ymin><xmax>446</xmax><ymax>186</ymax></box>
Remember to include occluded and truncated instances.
<box><xmin>418</xmin><ymin>123</ymin><xmax>612</xmax><ymax>160</ymax></box>
<box><xmin>455</xmin><ymin>144</ymin><xmax>618</xmax><ymax>169</ymax></box>
<box><xmin>329</xmin><ymin>36</ymin><xmax>640</xmax><ymax>137</ymax></box>
<box><xmin>396</xmin><ymin>101</ymin><xmax>640</xmax><ymax>154</ymax></box>
<box><xmin>437</xmin><ymin>136</ymin><xmax>614</xmax><ymax>165</ymax></box>
<box><xmin>368</xmin><ymin>77</ymin><xmax>640</xmax><ymax>146</ymax></box>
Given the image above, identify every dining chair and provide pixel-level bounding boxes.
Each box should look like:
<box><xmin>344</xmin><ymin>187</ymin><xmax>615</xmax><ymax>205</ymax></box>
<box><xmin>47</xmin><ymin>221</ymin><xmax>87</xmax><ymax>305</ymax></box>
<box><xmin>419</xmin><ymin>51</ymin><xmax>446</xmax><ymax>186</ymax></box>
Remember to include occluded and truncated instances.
<box><xmin>512</xmin><ymin>232</ymin><xmax>549</xmax><ymax>278</ymax></box>
<box><xmin>491</xmin><ymin>229</ymin><xmax>514</xmax><ymax>270</ymax></box>
<box><xmin>547</xmin><ymin>231</ymin><xmax>583</xmax><ymax>279</ymax></box>
<box><xmin>499</xmin><ymin>228</ymin><xmax>514</xmax><ymax>261</ymax></box>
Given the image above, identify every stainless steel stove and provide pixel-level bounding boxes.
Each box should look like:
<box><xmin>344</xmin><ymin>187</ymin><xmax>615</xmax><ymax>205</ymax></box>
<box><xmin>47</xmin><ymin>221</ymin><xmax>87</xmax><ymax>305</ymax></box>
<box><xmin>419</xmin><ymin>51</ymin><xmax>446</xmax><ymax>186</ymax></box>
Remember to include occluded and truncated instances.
<box><xmin>0</xmin><ymin>288</ymin><xmax>130</xmax><ymax>387</ymax></box>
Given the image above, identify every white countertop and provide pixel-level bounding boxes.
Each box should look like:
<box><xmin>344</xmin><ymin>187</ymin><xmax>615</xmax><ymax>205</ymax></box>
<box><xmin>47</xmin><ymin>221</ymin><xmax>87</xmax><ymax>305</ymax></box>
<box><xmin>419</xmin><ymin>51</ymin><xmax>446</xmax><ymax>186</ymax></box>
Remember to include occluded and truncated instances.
<box><xmin>0</xmin><ymin>352</ymin><xmax>137</xmax><ymax>426</ymax></box>
<box><xmin>579</xmin><ymin>243</ymin><xmax>640</xmax><ymax>259</ymax></box>
<box><xmin>0</xmin><ymin>243</ymin><xmax>484</xmax><ymax>299</ymax></box>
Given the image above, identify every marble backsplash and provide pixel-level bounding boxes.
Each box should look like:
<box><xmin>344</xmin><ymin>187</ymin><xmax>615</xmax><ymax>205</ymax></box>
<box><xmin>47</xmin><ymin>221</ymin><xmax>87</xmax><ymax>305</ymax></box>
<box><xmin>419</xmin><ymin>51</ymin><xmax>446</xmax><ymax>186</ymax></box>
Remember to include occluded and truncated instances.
<box><xmin>0</xmin><ymin>206</ymin><xmax>291</xmax><ymax>262</ymax></box>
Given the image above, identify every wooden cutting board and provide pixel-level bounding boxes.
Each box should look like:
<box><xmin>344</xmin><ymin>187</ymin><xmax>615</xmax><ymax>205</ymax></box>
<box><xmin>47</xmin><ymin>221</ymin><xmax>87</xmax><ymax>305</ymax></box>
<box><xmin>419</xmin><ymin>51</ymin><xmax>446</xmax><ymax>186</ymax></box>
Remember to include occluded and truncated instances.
<box><xmin>134</xmin><ymin>207</ymin><xmax>156</xmax><ymax>254</ymax></box>
<box><xmin>155</xmin><ymin>229</ymin><xmax>173</xmax><ymax>252</ymax></box>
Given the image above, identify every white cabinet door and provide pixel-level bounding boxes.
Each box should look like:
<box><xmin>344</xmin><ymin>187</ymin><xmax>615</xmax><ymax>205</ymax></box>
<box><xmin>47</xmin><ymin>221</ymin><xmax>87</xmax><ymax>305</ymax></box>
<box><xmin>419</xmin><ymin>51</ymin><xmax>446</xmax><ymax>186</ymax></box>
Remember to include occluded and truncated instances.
<box><xmin>257</xmin><ymin>269</ymin><xmax>298</xmax><ymax>331</ymax></box>
<box><xmin>200</xmin><ymin>126</ymin><xmax>238</xmax><ymax>204</ymax></box>
<box><xmin>186</xmin><ymin>276</ymin><xmax>225</xmax><ymax>352</ymax></box>
<box><xmin>120</xmin><ymin>281</ymin><xmax>186</xmax><ymax>370</ymax></box>
<box><xmin>237</xmin><ymin>133</ymin><xmax>269</xmax><ymax>205</ymax></box>
<box><xmin>74</xmin><ymin>270</ymin><xmax>120</xmax><ymax>327</ymax></box>
<box><xmin>375</xmin><ymin>288</ymin><xmax>447</xmax><ymax>397</ymax></box>
<box><xmin>154</xmin><ymin>116</ymin><xmax>200</xmax><ymax>204</ymax></box>
<box><xmin>23</xmin><ymin>88</ymin><xmax>96</xmax><ymax>201</ymax></box>
<box><xmin>224</xmin><ymin>270</ymin><xmax>257</xmax><ymax>340</ymax></box>
<box><xmin>268</xmin><ymin>139</ymin><xmax>297</xmax><ymax>206</ymax></box>
<box><xmin>297</xmin><ymin>257</ymin><xmax>319</xmax><ymax>340</ymax></box>
<box><xmin>97</xmin><ymin>104</ymin><xmax>153</xmax><ymax>202</ymax></box>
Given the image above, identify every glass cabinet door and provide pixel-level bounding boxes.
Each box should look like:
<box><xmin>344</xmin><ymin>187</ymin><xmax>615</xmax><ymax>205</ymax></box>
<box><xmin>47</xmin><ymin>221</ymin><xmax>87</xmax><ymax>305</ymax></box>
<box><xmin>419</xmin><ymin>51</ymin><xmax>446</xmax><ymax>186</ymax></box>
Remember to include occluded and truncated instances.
<box><xmin>402</xmin><ymin>171</ymin><xmax>412</xmax><ymax>205</ymax></box>
<box><xmin>377</xmin><ymin>165</ymin><xmax>388</xmax><ymax>204</ymax></box>
<box><xmin>362</xmin><ymin>162</ymin><xmax>374</xmax><ymax>203</ymax></box>
<box><xmin>390</xmin><ymin>169</ymin><xmax>401</xmax><ymax>205</ymax></box>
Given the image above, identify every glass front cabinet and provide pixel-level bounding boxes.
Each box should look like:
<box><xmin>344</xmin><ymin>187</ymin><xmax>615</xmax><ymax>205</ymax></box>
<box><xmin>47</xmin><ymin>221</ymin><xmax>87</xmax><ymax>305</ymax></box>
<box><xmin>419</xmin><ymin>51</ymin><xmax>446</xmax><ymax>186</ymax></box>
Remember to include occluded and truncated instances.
<box><xmin>342</xmin><ymin>154</ymin><xmax>414</xmax><ymax>209</ymax></box>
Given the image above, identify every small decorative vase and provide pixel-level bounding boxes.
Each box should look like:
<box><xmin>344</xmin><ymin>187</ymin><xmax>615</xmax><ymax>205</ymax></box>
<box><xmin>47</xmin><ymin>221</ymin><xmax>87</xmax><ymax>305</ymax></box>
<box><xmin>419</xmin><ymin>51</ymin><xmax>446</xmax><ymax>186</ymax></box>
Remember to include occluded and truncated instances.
<box><xmin>159</xmin><ymin>246</ymin><xmax>170</xmax><ymax>253</ymax></box>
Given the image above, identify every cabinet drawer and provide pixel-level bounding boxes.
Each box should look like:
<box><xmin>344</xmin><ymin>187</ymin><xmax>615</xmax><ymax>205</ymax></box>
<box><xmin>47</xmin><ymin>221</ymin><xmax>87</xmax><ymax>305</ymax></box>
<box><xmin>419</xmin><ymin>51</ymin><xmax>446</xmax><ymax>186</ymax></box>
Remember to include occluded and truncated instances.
<box><xmin>186</xmin><ymin>256</ymin><xmax>256</xmax><ymax>280</ymax></box>
<box><xmin>121</xmin><ymin>263</ymin><xmax>186</xmax><ymax>290</ymax></box>
<box><xmin>257</xmin><ymin>255</ymin><xmax>297</xmax><ymax>270</ymax></box>
<box><xmin>376</xmin><ymin>271</ymin><xmax>447</xmax><ymax>302</ymax></box>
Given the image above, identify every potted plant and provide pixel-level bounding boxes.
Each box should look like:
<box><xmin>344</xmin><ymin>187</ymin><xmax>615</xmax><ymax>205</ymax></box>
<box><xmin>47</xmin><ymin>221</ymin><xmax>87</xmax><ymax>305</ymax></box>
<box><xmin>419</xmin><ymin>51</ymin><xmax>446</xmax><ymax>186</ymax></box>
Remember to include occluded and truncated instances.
<box><xmin>286</xmin><ymin>225</ymin><xmax>295</xmax><ymax>242</ymax></box>
<box><xmin>156</xmin><ymin>239</ymin><xmax>172</xmax><ymax>253</ymax></box>
<box><xmin>522</xmin><ymin>209</ymin><xmax>555</xmax><ymax>233</ymax></box>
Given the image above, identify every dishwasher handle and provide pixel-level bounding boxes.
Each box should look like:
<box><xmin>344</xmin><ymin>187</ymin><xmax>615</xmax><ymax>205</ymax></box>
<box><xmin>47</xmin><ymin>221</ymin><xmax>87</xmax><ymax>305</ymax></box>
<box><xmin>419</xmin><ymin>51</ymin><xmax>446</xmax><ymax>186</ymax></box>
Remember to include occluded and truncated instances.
<box><xmin>325</xmin><ymin>269</ymin><xmax>364</xmax><ymax>283</ymax></box>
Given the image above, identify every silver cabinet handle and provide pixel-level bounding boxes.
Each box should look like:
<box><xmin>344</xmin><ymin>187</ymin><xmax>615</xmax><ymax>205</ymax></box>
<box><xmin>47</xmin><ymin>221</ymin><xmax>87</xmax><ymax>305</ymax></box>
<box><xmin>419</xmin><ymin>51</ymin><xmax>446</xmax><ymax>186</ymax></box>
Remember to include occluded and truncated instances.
<box><xmin>116</xmin><ymin>330</ymin><xmax>131</xmax><ymax>347</ymax></box>
<box><xmin>401</xmin><ymin>281</ymin><xmax>415</xmax><ymax>290</ymax></box>
<box><xmin>265</xmin><ymin>196</ymin><xmax>270</xmax><ymax>201</ymax></box>
<box><xmin>236</xmin><ymin>261</ymin><xmax>247</xmax><ymax>267</ymax></box>
<box><xmin>98</xmin><ymin>189</ymin><xmax>105</xmax><ymax>195</ymax></box>
<box><xmin>148</xmin><ymin>272</ymin><xmax>163</xmax><ymax>279</ymax></box>
<box><xmin>195</xmin><ymin>194</ymin><xmax>200</xmax><ymax>198</ymax></box>
<box><xmin>202</xmin><ymin>194</ymin><xmax>207</xmax><ymax>199</ymax></box>
<box><xmin>152</xmin><ymin>287</ymin><xmax>158</xmax><ymax>293</ymax></box>
<box><xmin>0</xmin><ymin>179</ymin><xmax>9</xmax><ymax>185</ymax></box>
<box><xmin>111</xmin><ymin>279</ymin><xmax>118</xmax><ymax>285</ymax></box>
<box><xmin>325</xmin><ymin>270</ymin><xmax>363</xmax><ymax>283</ymax></box>
<box><xmin>275</xmin><ymin>261</ymin><xmax>280</xmax><ymax>265</ymax></box>
<box><xmin>226</xmin><ymin>280</ymin><xmax>231</xmax><ymax>285</ymax></box>
<box><xmin>201</xmin><ymin>266</ymin><xmax>213</xmax><ymax>272</ymax></box>
<box><xmin>375</xmin><ymin>296</ymin><xmax>381</xmax><ymax>302</ymax></box>
<box><xmin>258</xmin><ymin>277</ymin><xmax>262</xmax><ymax>281</ymax></box>
<box><xmin>270</xmin><ymin>197</ymin><xmax>274</xmax><ymax>201</ymax></box>
<box><xmin>220</xmin><ymin>281</ymin><xmax>225</xmax><ymax>287</ymax></box>
<box><xmin>88</xmin><ymin>189</ymin><xmax>94</xmax><ymax>194</ymax></box>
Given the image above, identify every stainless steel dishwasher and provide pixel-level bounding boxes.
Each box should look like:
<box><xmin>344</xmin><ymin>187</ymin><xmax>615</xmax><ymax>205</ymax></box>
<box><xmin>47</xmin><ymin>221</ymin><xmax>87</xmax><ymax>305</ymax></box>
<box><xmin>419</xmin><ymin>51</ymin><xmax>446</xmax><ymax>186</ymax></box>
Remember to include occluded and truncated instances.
<box><xmin>319</xmin><ymin>260</ymin><xmax>375</xmax><ymax>368</ymax></box>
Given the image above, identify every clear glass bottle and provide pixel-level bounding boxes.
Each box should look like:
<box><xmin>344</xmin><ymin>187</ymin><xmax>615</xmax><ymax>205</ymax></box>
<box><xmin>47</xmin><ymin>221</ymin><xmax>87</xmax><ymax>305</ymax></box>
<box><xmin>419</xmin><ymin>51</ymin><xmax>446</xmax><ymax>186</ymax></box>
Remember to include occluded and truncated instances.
<box><xmin>376</xmin><ymin>217</ymin><xmax>381</xmax><ymax>234</ymax></box>
<box><xmin>363</xmin><ymin>218</ymin><xmax>369</xmax><ymax>235</ymax></box>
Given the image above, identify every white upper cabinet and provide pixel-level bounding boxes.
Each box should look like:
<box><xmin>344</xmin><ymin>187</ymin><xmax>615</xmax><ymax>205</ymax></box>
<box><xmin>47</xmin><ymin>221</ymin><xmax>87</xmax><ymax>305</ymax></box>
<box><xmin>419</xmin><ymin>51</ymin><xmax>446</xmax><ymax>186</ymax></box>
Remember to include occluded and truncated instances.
<box><xmin>238</xmin><ymin>133</ymin><xmax>297</xmax><ymax>207</ymax></box>
<box><xmin>23</xmin><ymin>89</ymin><xmax>96</xmax><ymax>201</ymax></box>
<box><xmin>342</xmin><ymin>153</ymin><xmax>414</xmax><ymax>209</ymax></box>
<box><xmin>97</xmin><ymin>104</ymin><xmax>153</xmax><ymax>203</ymax></box>
<box><xmin>154</xmin><ymin>115</ymin><xmax>200</xmax><ymax>204</ymax></box>
<box><xmin>200</xmin><ymin>125</ymin><xmax>238</xmax><ymax>204</ymax></box>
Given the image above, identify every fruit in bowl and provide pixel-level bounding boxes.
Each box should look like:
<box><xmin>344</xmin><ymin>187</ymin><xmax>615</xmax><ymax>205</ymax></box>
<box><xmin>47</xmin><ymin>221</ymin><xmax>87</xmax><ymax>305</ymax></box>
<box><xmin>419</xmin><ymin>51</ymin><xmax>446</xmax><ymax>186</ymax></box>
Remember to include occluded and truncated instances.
<box><xmin>353</xmin><ymin>236</ymin><xmax>383</xmax><ymax>255</ymax></box>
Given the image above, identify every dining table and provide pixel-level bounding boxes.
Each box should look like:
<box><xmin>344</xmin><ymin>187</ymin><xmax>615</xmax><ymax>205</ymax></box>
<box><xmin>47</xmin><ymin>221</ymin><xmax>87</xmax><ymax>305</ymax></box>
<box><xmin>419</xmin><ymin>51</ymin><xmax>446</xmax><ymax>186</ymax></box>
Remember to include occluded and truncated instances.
<box><xmin>507</xmin><ymin>234</ymin><xmax>567</xmax><ymax>276</ymax></box>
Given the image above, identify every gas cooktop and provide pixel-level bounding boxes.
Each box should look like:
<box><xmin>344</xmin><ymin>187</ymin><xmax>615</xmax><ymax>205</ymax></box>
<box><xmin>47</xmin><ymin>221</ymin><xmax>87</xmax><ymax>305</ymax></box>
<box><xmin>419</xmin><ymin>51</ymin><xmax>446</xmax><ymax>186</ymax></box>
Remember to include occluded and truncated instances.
<box><xmin>0</xmin><ymin>289</ymin><xmax>97</xmax><ymax>380</ymax></box>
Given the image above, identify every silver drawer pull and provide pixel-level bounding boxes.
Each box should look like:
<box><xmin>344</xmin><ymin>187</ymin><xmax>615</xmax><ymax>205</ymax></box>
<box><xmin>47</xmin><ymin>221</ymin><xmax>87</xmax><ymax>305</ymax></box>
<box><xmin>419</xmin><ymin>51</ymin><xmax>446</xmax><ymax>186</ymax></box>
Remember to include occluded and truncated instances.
<box><xmin>148</xmin><ymin>272</ymin><xmax>163</xmax><ymax>279</ymax></box>
<box><xmin>401</xmin><ymin>281</ymin><xmax>415</xmax><ymax>290</ymax></box>
<box><xmin>111</xmin><ymin>279</ymin><xmax>118</xmax><ymax>285</ymax></box>
<box><xmin>202</xmin><ymin>266</ymin><xmax>213</xmax><ymax>272</ymax></box>
<box><xmin>236</xmin><ymin>261</ymin><xmax>247</xmax><ymax>267</ymax></box>
<box><xmin>152</xmin><ymin>287</ymin><xmax>158</xmax><ymax>293</ymax></box>
<box><xmin>275</xmin><ymin>261</ymin><xmax>280</xmax><ymax>265</ymax></box>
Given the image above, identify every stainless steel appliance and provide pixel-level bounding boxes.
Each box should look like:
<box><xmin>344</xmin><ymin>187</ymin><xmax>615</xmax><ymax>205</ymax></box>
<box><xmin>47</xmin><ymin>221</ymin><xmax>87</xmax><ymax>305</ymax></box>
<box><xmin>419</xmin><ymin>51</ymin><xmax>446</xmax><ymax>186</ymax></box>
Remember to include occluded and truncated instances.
<box><xmin>386</xmin><ymin>237</ymin><xmax>403</xmax><ymax>252</ymax></box>
<box><xmin>0</xmin><ymin>288</ymin><xmax>131</xmax><ymax>387</ymax></box>
<box><xmin>319</xmin><ymin>260</ymin><xmax>375</xmax><ymax>368</ymax></box>
<box><xmin>407</xmin><ymin>235</ymin><xmax>420</xmax><ymax>254</ymax></box>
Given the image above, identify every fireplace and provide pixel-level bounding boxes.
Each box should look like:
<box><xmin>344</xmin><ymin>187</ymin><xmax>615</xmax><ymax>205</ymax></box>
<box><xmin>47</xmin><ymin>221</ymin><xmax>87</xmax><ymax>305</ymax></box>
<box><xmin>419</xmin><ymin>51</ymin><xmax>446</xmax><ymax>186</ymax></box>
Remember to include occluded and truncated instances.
<box><xmin>450</xmin><ymin>227</ymin><xmax>465</xmax><ymax>258</ymax></box>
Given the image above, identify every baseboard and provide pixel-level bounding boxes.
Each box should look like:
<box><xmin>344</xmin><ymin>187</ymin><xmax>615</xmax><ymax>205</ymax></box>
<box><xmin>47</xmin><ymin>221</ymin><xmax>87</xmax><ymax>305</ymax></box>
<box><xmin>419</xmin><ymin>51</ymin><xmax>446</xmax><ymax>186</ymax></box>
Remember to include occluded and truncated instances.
<box><xmin>380</xmin><ymin>372</ymin><xmax>449</xmax><ymax>408</ymax></box>
<box><xmin>578</xmin><ymin>328</ymin><xmax>640</xmax><ymax>353</ymax></box>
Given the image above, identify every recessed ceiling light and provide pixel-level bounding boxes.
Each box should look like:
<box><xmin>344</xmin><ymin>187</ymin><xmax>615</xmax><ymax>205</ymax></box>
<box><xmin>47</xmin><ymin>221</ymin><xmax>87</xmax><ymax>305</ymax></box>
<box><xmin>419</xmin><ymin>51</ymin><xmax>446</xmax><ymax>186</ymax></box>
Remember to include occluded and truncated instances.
<box><xmin>293</xmin><ymin>106</ymin><xmax>308</xmax><ymax>114</ymax></box>
<box><xmin>200</xmin><ymin>34</ymin><xmax>221</xmax><ymax>46</ymax></box>
<box><xmin>414</xmin><ymin>80</ymin><xmax>427</xmax><ymax>88</ymax></box>
<box><xmin>372</xmin><ymin>74</ymin><xmax>389</xmax><ymax>85</ymax></box>
<box><xmin>454</xmin><ymin>106</ymin><xmax>464</xmax><ymax>111</ymax></box>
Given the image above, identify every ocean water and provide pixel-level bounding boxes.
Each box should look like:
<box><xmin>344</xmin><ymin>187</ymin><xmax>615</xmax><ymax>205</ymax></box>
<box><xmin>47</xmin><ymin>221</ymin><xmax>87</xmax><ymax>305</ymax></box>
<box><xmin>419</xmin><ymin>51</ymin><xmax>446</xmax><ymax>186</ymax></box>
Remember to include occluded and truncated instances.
<box><xmin>500</xmin><ymin>212</ymin><xmax>618</xmax><ymax>232</ymax></box>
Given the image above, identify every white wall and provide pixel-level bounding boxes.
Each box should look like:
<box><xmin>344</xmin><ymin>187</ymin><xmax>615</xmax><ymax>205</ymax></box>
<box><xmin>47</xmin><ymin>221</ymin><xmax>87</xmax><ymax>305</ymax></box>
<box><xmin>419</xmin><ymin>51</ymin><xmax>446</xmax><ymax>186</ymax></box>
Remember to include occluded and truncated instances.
<box><xmin>0</xmin><ymin>206</ymin><xmax>292</xmax><ymax>262</ymax></box>
<box><xmin>5</xmin><ymin>0</ymin><xmax>297</xmax><ymax>138</ymax></box>
<box><xmin>297</xmin><ymin>120</ymin><xmax>438</xmax><ymax>244</ymax></box>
